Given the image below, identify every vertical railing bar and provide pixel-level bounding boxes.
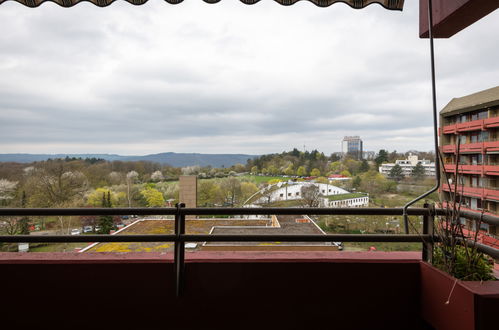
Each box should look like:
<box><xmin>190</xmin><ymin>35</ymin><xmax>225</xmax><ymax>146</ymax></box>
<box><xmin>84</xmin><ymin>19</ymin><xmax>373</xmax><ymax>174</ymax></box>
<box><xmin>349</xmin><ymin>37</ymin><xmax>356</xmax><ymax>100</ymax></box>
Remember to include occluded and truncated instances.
<box><xmin>422</xmin><ymin>203</ymin><xmax>429</xmax><ymax>261</ymax></box>
<box><xmin>422</xmin><ymin>202</ymin><xmax>435</xmax><ymax>262</ymax></box>
<box><xmin>174</xmin><ymin>203</ymin><xmax>186</xmax><ymax>297</ymax></box>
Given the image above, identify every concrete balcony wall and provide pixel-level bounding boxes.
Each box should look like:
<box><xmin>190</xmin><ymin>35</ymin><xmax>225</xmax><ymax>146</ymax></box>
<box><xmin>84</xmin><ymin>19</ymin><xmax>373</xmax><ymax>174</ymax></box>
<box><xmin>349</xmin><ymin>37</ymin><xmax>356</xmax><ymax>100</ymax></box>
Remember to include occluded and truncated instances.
<box><xmin>0</xmin><ymin>252</ymin><xmax>428</xmax><ymax>330</ymax></box>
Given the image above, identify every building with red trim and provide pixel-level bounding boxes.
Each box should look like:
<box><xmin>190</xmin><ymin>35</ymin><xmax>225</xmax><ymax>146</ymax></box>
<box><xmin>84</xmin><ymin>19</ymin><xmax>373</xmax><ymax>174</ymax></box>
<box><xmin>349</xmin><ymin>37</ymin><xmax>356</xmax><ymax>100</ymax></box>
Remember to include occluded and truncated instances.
<box><xmin>440</xmin><ymin>86</ymin><xmax>499</xmax><ymax>240</ymax></box>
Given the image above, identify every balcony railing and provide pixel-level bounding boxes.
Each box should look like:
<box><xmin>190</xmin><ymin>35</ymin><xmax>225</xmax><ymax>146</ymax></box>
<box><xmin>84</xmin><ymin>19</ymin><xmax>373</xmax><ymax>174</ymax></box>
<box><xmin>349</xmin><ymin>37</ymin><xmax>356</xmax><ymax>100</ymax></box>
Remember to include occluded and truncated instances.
<box><xmin>440</xmin><ymin>140</ymin><xmax>499</xmax><ymax>154</ymax></box>
<box><xmin>1</xmin><ymin>206</ymin><xmax>498</xmax><ymax>296</ymax></box>
<box><xmin>441</xmin><ymin>117</ymin><xmax>499</xmax><ymax>135</ymax></box>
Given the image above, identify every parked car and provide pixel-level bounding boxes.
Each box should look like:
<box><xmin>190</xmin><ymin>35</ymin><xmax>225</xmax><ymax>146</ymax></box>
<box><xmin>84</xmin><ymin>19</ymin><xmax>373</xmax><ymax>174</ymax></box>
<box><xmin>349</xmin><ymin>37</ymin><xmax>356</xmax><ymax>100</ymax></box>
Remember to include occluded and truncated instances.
<box><xmin>83</xmin><ymin>226</ymin><xmax>93</xmax><ymax>233</ymax></box>
<box><xmin>70</xmin><ymin>229</ymin><xmax>81</xmax><ymax>235</ymax></box>
<box><xmin>94</xmin><ymin>226</ymin><xmax>102</xmax><ymax>232</ymax></box>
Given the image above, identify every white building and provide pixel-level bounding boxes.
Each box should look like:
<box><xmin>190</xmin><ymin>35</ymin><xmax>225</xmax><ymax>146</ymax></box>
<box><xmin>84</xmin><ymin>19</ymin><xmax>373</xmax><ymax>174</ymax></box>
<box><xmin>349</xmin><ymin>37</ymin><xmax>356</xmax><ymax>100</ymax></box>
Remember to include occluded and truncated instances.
<box><xmin>379</xmin><ymin>154</ymin><xmax>436</xmax><ymax>177</ymax></box>
<box><xmin>327</xmin><ymin>195</ymin><xmax>370</xmax><ymax>208</ymax></box>
<box><xmin>254</xmin><ymin>182</ymin><xmax>369</xmax><ymax>207</ymax></box>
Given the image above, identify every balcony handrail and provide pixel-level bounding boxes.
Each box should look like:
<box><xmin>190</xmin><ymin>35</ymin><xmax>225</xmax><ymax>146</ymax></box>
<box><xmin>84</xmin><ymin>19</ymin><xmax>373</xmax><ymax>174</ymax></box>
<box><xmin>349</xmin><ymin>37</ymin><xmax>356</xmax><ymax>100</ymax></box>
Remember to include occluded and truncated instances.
<box><xmin>1</xmin><ymin>205</ymin><xmax>498</xmax><ymax>295</ymax></box>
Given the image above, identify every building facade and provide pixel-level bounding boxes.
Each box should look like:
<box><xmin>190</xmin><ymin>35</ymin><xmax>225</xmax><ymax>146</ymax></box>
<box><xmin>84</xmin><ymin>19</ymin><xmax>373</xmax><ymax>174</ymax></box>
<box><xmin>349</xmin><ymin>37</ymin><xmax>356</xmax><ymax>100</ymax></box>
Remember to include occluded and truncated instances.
<box><xmin>254</xmin><ymin>182</ymin><xmax>369</xmax><ymax>208</ymax></box>
<box><xmin>341</xmin><ymin>136</ymin><xmax>363</xmax><ymax>160</ymax></box>
<box><xmin>379</xmin><ymin>154</ymin><xmax>436</xmax><ymax>177</ymax></box>
<box><xmin>439</xmin><ymin>86</ymin><xmax>499</xmax><ymax>239</ymax></box>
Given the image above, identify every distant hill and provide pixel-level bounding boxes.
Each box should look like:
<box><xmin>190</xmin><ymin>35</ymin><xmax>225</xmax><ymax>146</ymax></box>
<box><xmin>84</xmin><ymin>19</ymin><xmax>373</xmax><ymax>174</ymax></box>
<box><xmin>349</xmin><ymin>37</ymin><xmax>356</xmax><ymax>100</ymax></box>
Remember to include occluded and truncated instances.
<box><xmin>0</xmin><ymin>152</ymin><xmax>258</xmax><ymax>168</ymax></box>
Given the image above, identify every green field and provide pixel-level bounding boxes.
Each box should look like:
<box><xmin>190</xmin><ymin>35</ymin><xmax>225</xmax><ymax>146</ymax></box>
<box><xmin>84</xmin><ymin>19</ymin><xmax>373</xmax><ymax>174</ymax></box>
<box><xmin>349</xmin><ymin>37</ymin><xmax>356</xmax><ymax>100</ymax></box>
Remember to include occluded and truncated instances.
<box><xmin>240</xmin><ymin>175</ymin><xmax>288</xmax><ymax>184</ymax></box>
<box><xmin>327</xmin><ymin>193</ymin><xmax>368</xmax><ymax>201</ymax></box>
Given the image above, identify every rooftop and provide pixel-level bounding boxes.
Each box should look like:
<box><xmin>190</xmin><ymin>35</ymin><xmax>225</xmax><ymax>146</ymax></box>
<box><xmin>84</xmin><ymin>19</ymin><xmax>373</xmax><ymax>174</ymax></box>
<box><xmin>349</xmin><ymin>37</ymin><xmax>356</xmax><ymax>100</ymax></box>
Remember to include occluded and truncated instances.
<box><xmin>86</xmin><ymin>218</ymin><xmax>271</xmax><ymax>252</ymax></box>
<box><xmin>440</xmin><ymin>85</ymin><xmax>499</xmax><ymax>116</ymax></box>
<box><xmin>205</xmin><ymin>215</ymin><xmax>332</xmax><ymax>248</ymax></box>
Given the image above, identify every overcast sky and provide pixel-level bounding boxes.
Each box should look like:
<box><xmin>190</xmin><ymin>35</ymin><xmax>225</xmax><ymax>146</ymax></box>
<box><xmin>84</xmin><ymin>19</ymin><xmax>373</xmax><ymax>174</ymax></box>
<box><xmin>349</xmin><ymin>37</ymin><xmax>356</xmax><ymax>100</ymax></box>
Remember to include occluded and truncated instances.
<box><xmin>0</xmin><ymin>1</ymin><xmax>498</xmax><ymax>156</ymax></box>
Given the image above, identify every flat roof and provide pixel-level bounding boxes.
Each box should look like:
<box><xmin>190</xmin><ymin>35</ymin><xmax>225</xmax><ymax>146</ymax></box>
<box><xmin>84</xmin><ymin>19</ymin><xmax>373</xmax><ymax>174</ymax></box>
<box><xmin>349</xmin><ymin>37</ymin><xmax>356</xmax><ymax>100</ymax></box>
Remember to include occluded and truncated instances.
<box><xmin>86</xmin><ymin>218</ymin><xmax>271</xmax><ymax>252</ymax></box>
<box><xmin>205</xmin><ymin>215</ymin><xmax>329</xmax><ymax>247</ymax></box>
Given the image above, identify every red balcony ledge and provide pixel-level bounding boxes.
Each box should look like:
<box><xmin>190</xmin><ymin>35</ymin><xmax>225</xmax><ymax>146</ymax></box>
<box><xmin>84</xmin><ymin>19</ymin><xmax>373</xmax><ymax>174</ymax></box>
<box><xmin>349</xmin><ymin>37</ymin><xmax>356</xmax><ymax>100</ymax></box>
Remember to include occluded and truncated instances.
<box><xmin>443</xmin><ymin>164</ymin><xmax>499</xmax><ymax>176</ymax></box>
<box><xmin>440</xmin><ymin>141</ymin><xmax>499</xmax><ymax>155</ymax></box>
<box><xmin>1</xmin><ymin>251</ymin><xmax>498</xmax><ymax>330</ymax></box>
<box><xmin>441</xmin><ymin>117</ymin><xmax>499</xmax><ymax>135</ymax></box>
<box><xmin>443</xmin><ymin>164</ymin><xmax>483</xmax><ymax>175</ymax></box>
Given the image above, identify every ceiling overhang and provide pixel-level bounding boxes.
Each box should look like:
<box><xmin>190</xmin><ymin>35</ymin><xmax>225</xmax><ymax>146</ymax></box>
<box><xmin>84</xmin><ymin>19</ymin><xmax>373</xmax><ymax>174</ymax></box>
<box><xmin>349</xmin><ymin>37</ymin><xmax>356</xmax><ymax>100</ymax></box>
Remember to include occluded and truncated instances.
<box><xmin>420</xmin><ymin>0</ymin><xmax>499</xmax><ymax>38</ymax></box>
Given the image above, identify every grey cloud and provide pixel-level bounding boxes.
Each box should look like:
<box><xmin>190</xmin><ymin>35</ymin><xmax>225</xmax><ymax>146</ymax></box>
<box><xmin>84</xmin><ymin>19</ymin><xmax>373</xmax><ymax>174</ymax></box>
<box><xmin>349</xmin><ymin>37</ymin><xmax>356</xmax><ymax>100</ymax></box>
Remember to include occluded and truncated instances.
<box><xmin>0</xmin><ymin>1</ymin><xmax>498</xmax><ymax>154</ymax></box>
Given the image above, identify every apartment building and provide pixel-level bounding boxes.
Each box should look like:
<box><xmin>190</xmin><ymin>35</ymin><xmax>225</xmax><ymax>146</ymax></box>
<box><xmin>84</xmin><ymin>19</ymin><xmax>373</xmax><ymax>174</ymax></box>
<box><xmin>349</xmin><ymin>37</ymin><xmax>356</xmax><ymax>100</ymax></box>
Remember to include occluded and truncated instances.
<box><xmin>439</xmin><ymin>86</ymin><xmax>499</xmax><ymax>238</ymax></box>
<box><xmin>379</xmin><ymin>153</ymin><xmax>435</xmax><ymax>177</ymax></box>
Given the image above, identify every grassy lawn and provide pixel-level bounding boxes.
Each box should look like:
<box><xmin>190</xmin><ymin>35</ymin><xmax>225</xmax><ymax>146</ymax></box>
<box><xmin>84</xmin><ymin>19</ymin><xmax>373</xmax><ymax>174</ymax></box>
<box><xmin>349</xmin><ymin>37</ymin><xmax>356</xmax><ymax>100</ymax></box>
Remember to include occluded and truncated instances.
<box><xmin>344</xmin><ymin>242</ymin><xmax>421</xmax><ymax>252</ymax></box>
<box><xmin>26</xmin><ymin>242</ymin><xmax>93</xmax><ymax>252</ymax></box>
<box><xmin>241</xmin><ymin>175</ymin><xmax>288</xmax><ymax>184</ymax></box>
<box><xmin>327</xmin><ymin>193</ymin><xmax>368</xmax><ymax>201</ymax></box>
<box><xmin>264</xmin><ymin>199</ymin><xmax>304</xmax><ymax>207</ymax></box>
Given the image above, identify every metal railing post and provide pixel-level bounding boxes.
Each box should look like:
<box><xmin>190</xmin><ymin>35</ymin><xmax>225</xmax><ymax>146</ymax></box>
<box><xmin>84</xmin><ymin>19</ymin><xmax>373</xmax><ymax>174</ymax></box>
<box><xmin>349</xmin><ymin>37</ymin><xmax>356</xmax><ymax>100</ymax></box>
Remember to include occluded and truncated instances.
<box><xmin>174</xmin><ymin>203</ymin><xmax>186</xmax><ymax>297</ymax></box>
<box><xmin>422</xmin><ymin>203</ymin><xmax>434</xmax><ymax>263</ymax></box>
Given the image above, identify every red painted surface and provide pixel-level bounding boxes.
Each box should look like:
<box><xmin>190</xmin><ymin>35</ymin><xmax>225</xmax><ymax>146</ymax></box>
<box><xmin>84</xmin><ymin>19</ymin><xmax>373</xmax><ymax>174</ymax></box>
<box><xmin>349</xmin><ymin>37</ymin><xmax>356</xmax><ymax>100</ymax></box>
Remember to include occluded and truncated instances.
<box><xmin>0</xmin><ymin>252</ymin><xmax>428</xmax><ymax>330</ymax></box>
<box><xmin>461</xmin><ymin>142</ymin><xmax>484</xmax><ymax>153</ymax></box>
<box><xmin>484</xmin><ymin>140</ymin><xmax>499</xmax><ymax>152</ymax></box>
<box><xmin>457</xmin><ymin>120</ymin><xmax>484</xmax><ymax>132</ymax></box>
<box><xmin>420</xmin><ymin>0</ymin><xmax>499</xmax><ymax>38</ymax></box>
<box><xmin>485</xmin><ymin>116</ymin><xmax>499</xmax><ymax>128</ymax></box>
<box><xmin>443</xmin><ymin>124</ymin><xmax>457</xmax><ymax>134</ymax></box>
<box><xmin>461</xmin><ymin>228</ymin><xmax>499</xmax><ymax>249</ymax></box>
<box><xmin>443</xmin><ymin>164</ymin><xmax>483</xmax><ymax>175</ymax></box>
<box><xmin>420</xmin><ymin>262</ymin><xmax>499</xmax><ymax>330</ymax></box>
<box><xmin>441</xmin><ymin>184</ymin><xmax>484</xmax><ymax>198</ymax></box>
<box><xmin>484</xmin><ymin>165</ymin><xmax>499</xmax><ymax>176</ymax></box>
<box><xmin>441</xmin><ymin>145</ymin><xmax>456</xmax><ymax>154</ymax></box>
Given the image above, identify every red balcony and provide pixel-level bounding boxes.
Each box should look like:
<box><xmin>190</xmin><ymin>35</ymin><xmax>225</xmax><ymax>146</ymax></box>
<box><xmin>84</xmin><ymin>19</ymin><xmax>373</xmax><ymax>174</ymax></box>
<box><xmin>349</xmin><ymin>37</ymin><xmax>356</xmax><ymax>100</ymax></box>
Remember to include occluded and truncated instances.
<box><xmin>484</xmin><ymin>116</ymin><xmax>499</xmax><ymax>128</ymax></box>
<box><xmin>441</xmin><ymin>144</ymin><xmax>456</xmax><ymax>154</ymax></box>
<box><xmin>441</xmin><ymin>184</ymin><xmax>484</xmax><ymax>198</ymax></box>
<box><xmin>484</xmin><ymin>140</ymin><xmax>499</xmax><ymax>152</ymax></box>
<box><xmin>442</xmin><ymin>123</ymin><xmax>457</xmax><ymax>134</ymax></box>
<box><xmin>484</xmin><ymin>188</ymin><xmax>499</xmax><ymax>201</ymax></box>
<box><xmin>460</xmin><ymin>142</ymin><xmax>484</xmax><ymax>154</ymax></box>
<box><xmin>443</xmin><ymin>164</ymin><xmax>483</xmax><ymax>175</ymax></box>
<box><xmin>456</xmin><ymin>119</ymin><xmax>484</xmax><ymax>132</ymax></box>
<box><xmin>484</xmin><ymin>165</ymin><xmax>499</xmax><ymax>176</ymax></box>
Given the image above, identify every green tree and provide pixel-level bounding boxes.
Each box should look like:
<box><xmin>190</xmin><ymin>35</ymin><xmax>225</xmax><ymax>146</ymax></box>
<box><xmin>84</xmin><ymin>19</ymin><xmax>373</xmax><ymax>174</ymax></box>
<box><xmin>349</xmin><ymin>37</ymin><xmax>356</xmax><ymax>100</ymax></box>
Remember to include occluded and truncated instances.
<box><xmin>359</xmin><ymin>160</ymin><xmax>370</xmax><ymax>173</ymax></box>
<box><xmin>310</xmin><ymin>168</ymin><xmax>321</xmax><ymax>177</ymax></box>
<box><xmin>19</xmin><ymin>191</ymin><xmax>30</xmax><ymax>235</ymax></box>
<box><xmin>297</xmin><ymin>166</ymin><xmax>307</xmax><ymax>177</ymax></box>
<box><xmin>86</xmin><ymin>188</ymin><xmax>117</xmax><ymax>207</ymax></box>
<box><xmin>329</xmin><ymin>161</ymin><xmax>344</xmax><ymax>174</ymax></box>
<box><xmin>352</xmin><ymin>176</ymin><xmax>362</xmax><ymax>189</ymax></box>
<box><xmin>284</xmin><ymin>165</ymin><xmax>295</xmax><ymax>176</ymax></box>
<box><xmin>140</xmin><ymin>187</ymin><xmax>165</xmax><ymax>207</ymax></box>
<box><xmin>250</xmin><ymin>166</ymin><xmax>258</xmax><ymax>174</ymax></box>
<box><xmin>340</xmin><ymin>170</ymin><xmax>352</xmax><ymax>177</ymax></box>
<box><xmin>411</xmin><ymin>162</ymin><xmax>426</xmax><ymax>181</ymax></box>
<box><xmin>375</xmin><ymin>150</ymin><xmax>389</xmax><ymax>167</ymax></box>
<box><xmin>97</xmin><ymin>191</ymin><xmax>114</xmax><ymax>234</ymax></box>
<box><xmin>388</xmin><ymin>164</ymin><xmax>404</xmax><ymax>182</ymax></box>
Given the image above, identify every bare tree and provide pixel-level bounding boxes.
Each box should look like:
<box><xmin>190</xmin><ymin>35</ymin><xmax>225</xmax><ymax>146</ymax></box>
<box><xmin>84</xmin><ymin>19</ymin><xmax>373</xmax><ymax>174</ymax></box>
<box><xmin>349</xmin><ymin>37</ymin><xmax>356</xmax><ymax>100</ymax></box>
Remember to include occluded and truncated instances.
<box><xmin>25</xmin><ymin>161</ymin><xmax>88</xmax><ymax>233</ymax></box>
<box><xmin>151</xmin><ymin>170</ymin><xmax>164</xmax><ymax>182</ymax></box>
<box><xmin>0</xmin><ymin>179</ymin><xmax>17</xmax><ymax>206</ymax></box>
<box><xmin>300</xmin><ymin>184</ymin><xmax>322</xmax><ymax>208</ymax></box>
<box><xmin>126</xmin><ymin>171</ymin><xmax>139</xmax><ymax>208</ymax></box>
